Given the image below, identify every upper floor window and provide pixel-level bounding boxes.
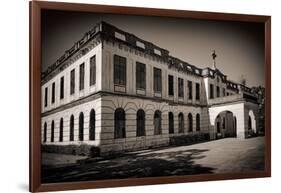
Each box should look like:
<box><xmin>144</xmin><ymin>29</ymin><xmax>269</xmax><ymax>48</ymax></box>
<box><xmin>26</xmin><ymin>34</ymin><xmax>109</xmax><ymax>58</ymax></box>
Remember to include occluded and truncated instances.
<box><xmin>168</xmin><ymin>75</ymin><xmax>174</xmax><ymax>96</ymax></box>
<box><xmin>178</xmin><ymin>78</ymin><xmax>184</xmax><ymax>98</ymax></box>
<box><xmin>60</xmin><ymin>76</ymin><xmax>64</xmax><ymax>99</ymax></box>
<box><xmin>90</xmin><ymin>55</ymin><xmax>96</xmax><ymax>86</ymax></box>
<box><xmin>217</xmin><ymin>86</ymin><xmax>220</xmax><ymax>97</ymax></box>
<box><xmin>210</xmin><ymin>84</ymin><xmax>214</xmax><ymax>99</ymax></box>
<box><xmin>44</xmin><ymin>87</ymin><xmax>48</xmax><ymax>107</ymax></box>
<box><xmin>114</xmin><ymin>55</ymin><xmax>127</xmax><ymax>86</ymax></box>
<box><xmin>79</xmin><ymin>63</ymin><xmax>85</xmax><ymax>91</ymax></box>
<box><xmin>196</xmin><ymin>83</ymin><xmax>200</xmax><ymax>100</ymax></box>
<box><xmin>188</xmin><ymin>81</ymin><xmax>192</xmax><ymax>100</ymax></box>
<box><xmin>70</xmin><ymin>69</ymin><xmax>75</xmax><ymax>95</ymax></box>
<box><xmin>153</xmin><ymin>67</ymin><xmax>162</xmax><ymax>93</ymax></box>
<box><xmin>51</xmin><ymin>82</ymin><xmax>55</xmax><ymax>104</ymax></box>
<box><xmin>136</xmin><ymin>62</ymin><xmax>146</xmax><ymax>90</ymax></box>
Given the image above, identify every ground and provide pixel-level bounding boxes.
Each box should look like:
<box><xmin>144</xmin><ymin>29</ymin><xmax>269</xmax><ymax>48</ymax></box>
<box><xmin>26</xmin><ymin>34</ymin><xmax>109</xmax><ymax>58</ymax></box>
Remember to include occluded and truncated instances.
<box><xmin>42</xmin><ymin>136</ymin><xmax>265</xmax><ymax>183</ymax></box>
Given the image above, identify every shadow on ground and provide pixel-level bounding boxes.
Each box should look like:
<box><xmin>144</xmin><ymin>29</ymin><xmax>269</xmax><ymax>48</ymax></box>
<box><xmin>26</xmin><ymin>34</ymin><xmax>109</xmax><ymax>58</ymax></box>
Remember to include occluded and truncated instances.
<box><xmin>42</xmin><ymin>148</ymin><xmax>214</xmax><ymax>183</ymax></box>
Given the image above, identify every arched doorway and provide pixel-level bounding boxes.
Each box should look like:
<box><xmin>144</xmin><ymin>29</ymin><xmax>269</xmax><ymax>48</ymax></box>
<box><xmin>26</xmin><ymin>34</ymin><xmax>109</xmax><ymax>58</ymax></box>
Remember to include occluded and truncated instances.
<box><xmin>248</xmin><ymin>110</ymin><xmax>256</xmax><ymax>134</ymax></box>
<box><xmin>214</xmin><ymin>110</ymin><xmax>235</xmax><ymax>138</ymax></box>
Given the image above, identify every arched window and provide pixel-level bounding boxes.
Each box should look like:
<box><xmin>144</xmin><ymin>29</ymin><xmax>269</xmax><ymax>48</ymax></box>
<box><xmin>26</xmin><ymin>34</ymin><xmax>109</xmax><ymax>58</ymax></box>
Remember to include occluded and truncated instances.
<box><xmin>51</xmin><ymin>120</ymin><xmax>54</xmax><ymax>142</ymax></box>
<box><xmin>154</xmin><ymin>110</ymin><xmax>162</xmax><ymax>135</ymax></box>
<box><xmin>59</xmin><ymin>118</ymin><xmax>63</xmax><ymax>142</ymax></box>
<box><xmin>248</xmin><ymin>116</ymin><xmax>252</xmax><ymax>130</ymax></box>
<box><xmin>43</xmin><ymin>122</ymin><xmax>47</xmax><ymax>143</ymax></box>
<box><xmin>89</xmin><ymin>109</ymin><xmax>96</xmax><ymax>140</ymax></box>
<box><xmin>196</xmin><ymin>114</ymin><xmax>200</xmax><ymax>131</ymax></box>
<box><xmin>114</xmin><ymin>108</ymin><xmax>126</xmax><ymax>138</ymax></box>
<box><xmin>136</xmin><ymin>109</ymin><xmax>145</xmax><ymax>137</ymax></box>
<box><xmin>168</xmin><ymin>112</ymin><xmax>174</xmax><ymax>134</ymax></box>
<box><xmin>79</xmin><ymin>112</ymin><xmax>84</xmax><ymax>141</ymax></box>
<box><xmin>178</xmin><ymin>113</ymin><xmax>184</xmax><ymax>133</ymax></box>
<box><xmin>69</xmin><ymin>115</ymin><xmax>74</xmax><ymax>141</ymax></box>
<box><xmin>188</xmin><ymin>113</ymin><xmax>193</xmax><ymax>132</ymax></box>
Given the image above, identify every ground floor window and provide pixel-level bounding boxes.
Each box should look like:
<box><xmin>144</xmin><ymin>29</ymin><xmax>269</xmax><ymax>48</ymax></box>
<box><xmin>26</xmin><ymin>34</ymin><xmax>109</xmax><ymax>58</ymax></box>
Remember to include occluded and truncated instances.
<box><xmin>188</xmin><ymin>113</ymin><xmax>193</xmax><ymax>132</ymax></box>
<box><xmin>196</xmin><ymin>114</ymin><xmax>200</xmax><ymax>131</ymax></box>
<box><xmin>168</xmin><ymin>112</ymin><xmax>174</xmax><ymax>134</ymax></box>
<box><xmin>59</xmin><ymin>118</ymin><xmax>63</xmax><ymax>142</ymax></box>
<box><xmin>115</xmin><ymin>108</ymin><xmax>126</xmax><ymax>138</ymax></box>
<box><xmin>89</xmin><ymin>109</ymin><xmax>96</xmax><ymax>140</ymax></box>
<box><xmin>154</xmin><ymin>110</ymin><xmax>162</xmax><ymax>135</ymax></box>
<box><xmin>178</xmin><ymin>113</ymin><xmax>184</xmax><ymax>133</ymax></box>
<box><xmin>136</xmin><ymin>109</ymin><xmax>145</xmax><ymax>136</ymax></box>
<box><xmin>51</xmin><ymin>120</ymin><xmax>54</xmax><ymax>142</ymax></box>
<box><xmin>70</xmin><ymin>115</ymin><xmax>74</xmax><ymax>141</ymax></box>
<box><xmin>79</xmin><ymin>112</ymin><xmax>84</xmax><ymax>141</ymax></box>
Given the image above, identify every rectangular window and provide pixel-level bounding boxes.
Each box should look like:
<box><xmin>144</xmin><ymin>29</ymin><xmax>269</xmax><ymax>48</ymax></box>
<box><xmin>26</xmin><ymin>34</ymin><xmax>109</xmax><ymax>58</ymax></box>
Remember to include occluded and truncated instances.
<box><xmin>217</xmin><ymin>86</ymin><xmax>220</xmax><ymax>97</ymax></box>
<box><xmin>196</xmin><ymin>83</ymin><xmax>200</xmax><ymax>100</ymax></box>
<box><xmin>153</xmin><ymin>67</ymin><xmax>162</xmax><ymax>92</ymax></box>
<box><xmin>51</xmin><ymin>82</ymin><xmax>55</xmax><ymax>103</ymax></box>
<box><xmin>136</xmin><ymin>62</ymin><xmax>146</xmax><ymax>89</ymax></box>
<box><xmin>89</xmin><ymin>55</ymin><xmax>96</xmax><ymax>86</ymax></box>
<box><xmin>114</xmin><ymin>55</ymin><xmax>127</xmax><ymax>86</ymax></box>
<box><xmin>210</xmin><ymin>84</ymin><xmax>214</xmax><ymax>99</ymax></box>
<box><xmin>188</xmin><ymin>81</ymin><xmax>192</xmax><ymax>100</ymax></box>
<box><xmin>222</xmin><ymin>88</ymin><xmax>226</xmax><ymax>96</ymax></box>
<box><xmin>178</xmin><ymin>78</ymin><xmax>184</xmax><ymax>98</ymax></box>
<box><xmin>60</xmin><ymin>76</ymin><xmax>64</xmax><ymax>99</ymax></box>
<box><xmin>79</xmin><ymin>63</ymin><xmax>85</xmax><ymax>91</ymax></box>
<box><xmin>44</xmin><ymin>87</ymin><xmax>48</xmax><ymax>107</ymax></box>
<box><xmin>168</xmin><ymin>75</ymin><xmax>174</xmax><ymax>96</ymax></box>
<box><xmin>70</xmin><ymin>69</ymin><xmax>75</xmax><ymax>95</ymax></box>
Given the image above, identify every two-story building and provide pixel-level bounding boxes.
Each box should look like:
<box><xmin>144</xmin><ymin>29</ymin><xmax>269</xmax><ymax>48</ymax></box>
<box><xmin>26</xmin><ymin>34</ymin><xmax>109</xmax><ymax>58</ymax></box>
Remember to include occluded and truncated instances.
<box><xmin>41</xmin><ymin>21</ymin><xmax>260</xmax><ymax>156</ymax></box>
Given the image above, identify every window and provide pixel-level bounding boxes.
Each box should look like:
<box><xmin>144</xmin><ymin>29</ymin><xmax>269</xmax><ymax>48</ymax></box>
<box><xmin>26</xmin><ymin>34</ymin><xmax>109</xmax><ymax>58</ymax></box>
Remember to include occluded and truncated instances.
<box><xmin>222</xmin><ymin>88</ymin><xmax>226</xmax><ymax>96</ymax></box>
<box><xmin>69</xmin><ymin>115</ymin><xmax>74</xmax><ymax>141</ymax></box>
<box><xmin>210</xmin><ymin>84</ymin><xmax>214</xmax><ymax>99</ymax></box>
<box><xmin>59</xmin><ymin>118</ymin><xmax>63</xmax><ymax>142</ymax></box>
<box><xmin>154</xmin><ymin>110</ymin><xmax>162</xmax><ymax>135</ymax></box>
<box><xmin>89</xmin><ymin>109</ymin><xmax>96</xmax><ymax>140</ymax></box>
<box><xmin>196</xmin><ymin>83</ymin><xmax>200</xmax><ymax>100</ymax></box>
<box><xmin>216</xmin><ymin>86</ymin><xmax>220</xmax><ymax>97</ymax></box>
<box><xmin>178</xmin><ymin>113</ymin><xmax>184</xmax><ymax>133</ymax></box>
<box><xmin>136</xmin><ymin>109</ymin><xmax>145</xmax><ymax>136</ymax></box>
<box><xmin>60</xmin><ymin>76</ymin><xmax>64</xmax><ymax>99</ymax></box>
<box><xmin>114</xmin><ymin>55</ymin><xmax>127</xmax><ymax>86</ymax></box>
<box><xmin>168</xmin><ymin>112</ymin><xmax>174</xmax><ymax>134</ymax></box>
<box><xmin>43</xmin><ymin>122</ymin><xmax>47</xmax><ymax>143</ymax></box>
<box><xmin>79</xmin><ymin>112</ymin><xmax>84</xmax><ymax>141</ymax></box>
<box><xmin>136</xmin><ymin>62</ymin><xmax>146</xmax><ymax>90</ymax></box>
<box><xmin>90</xmin><ymin>55</ymin><xmax>96</xmax><ymax>86</ymax></box>
<box><xmin>178</xmin><ymin>78</ymin><xmax>184</xmax><ymax>98</ymax></box>
<box><xmin>114</xmin><ymin>108</ymin><xmax>126</xmax><ymax>138</ymax></box>
<box><xmin>196</xmin><ymin>114</ymin><xmax>200</xmax><ymax>131</ymax></box>
<box><xmin>44</xmin><ymin>87</ymin><xmax>48</xmax><ymax>107</ymax></box>
<box><xmin>79</xmin><ymin>63</ymin><xmax>85</xmax><ymax>91</ymax></box>
<box><xmin>188</xmin><ymin>81</ymin><xmax>192</xmax><ymax>100</ymax></box>
<box><xmin>168</xmin><ymin>75</ymin><xmax>174</xmax><ymax>96</ymax></box>
<box><xmin>227</xmin><ymin>92</ymin><xmax>229</xmax><ymax>96</ymax></box>
<box><xmin>70</xmin><ymin>69</ymin><xmax>75</xmax><ymax>95</ymax></box>
<box><xmin>51</xmin><ymin>120</ymin><xmax>54</xmax><ymax>142</ymax></box>
<box><xmin>115</xmin><ymin>32</ymin><xmax>126</xmax><ymax>41</ymax></box>
<box><xmin>51</xmin><ymin>82</ymin><xmax>55</xmax><ymax>104</ymax></box>
<box><xmin>153</xmin><ymin>68</ymin><xmax>162</xmax><ymax>93</ymax></box>
<box><xmin>188</xmin><ymin>113</ymin><xmax>193</xmax><ymax>132</ymax></box>
<box><xmin>223</xmin><ymin>117</ymin><xmax>226</xmax><ymax>129</ymax></box>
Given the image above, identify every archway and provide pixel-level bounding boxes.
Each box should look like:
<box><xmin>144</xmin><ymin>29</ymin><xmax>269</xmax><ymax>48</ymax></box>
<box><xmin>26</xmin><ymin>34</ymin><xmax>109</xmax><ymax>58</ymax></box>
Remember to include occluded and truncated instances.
<box><xmin>248</xmin><ymin>110</ymin><xmax>257</xmax><ymax>134</ymax></box>
<box><xmin>214</xmin><ymin>110</ymin><xmax>236</xmax><ymax>139</ymax></box>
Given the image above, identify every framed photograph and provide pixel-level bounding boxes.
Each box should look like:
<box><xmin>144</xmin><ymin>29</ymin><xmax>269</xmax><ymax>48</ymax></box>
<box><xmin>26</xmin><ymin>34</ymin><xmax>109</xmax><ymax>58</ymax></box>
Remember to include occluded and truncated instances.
<box><xmin>30</xmin><ymin>1</ymin><xmax>271</xmax><ymax>192</ymax></box>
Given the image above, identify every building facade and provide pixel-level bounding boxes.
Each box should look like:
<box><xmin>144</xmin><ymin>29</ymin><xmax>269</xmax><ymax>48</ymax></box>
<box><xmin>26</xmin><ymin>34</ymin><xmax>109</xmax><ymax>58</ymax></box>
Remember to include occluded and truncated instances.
<box><xmin>41</xmin><ymin>21</ymin><xmax>261</xmax><ymax>155</ymax></box>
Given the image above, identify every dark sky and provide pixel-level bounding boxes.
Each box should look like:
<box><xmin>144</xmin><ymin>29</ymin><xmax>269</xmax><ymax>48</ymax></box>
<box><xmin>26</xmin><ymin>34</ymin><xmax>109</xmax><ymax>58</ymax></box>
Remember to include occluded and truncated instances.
<box><xmin>42</xmin><ymin>10</ymin><xmax>265</xmax><ymax>87</ymax></box>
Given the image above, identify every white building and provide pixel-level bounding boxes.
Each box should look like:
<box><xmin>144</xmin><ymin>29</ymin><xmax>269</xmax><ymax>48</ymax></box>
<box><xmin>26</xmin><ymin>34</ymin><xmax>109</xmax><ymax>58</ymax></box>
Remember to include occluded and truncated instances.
<box><xmin>41</xmin><ymin>21</ymin><xmax>260</xmax><ymax>156</ymax></box>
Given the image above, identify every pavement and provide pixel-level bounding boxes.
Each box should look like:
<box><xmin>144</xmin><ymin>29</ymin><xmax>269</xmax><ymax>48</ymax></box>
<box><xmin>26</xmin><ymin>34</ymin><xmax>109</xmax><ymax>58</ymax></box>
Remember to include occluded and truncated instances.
<box><xmin>42</xmin><ymin>136</ymin><xmax>265</xmax><ymax>183</ymax></box>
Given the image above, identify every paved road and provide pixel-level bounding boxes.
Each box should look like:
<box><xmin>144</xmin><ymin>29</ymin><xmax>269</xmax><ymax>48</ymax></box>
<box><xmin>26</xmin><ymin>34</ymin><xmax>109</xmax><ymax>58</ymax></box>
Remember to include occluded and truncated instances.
<box><xmin>42</xmin><ymin>136</ymin><xmax>265</xmax><ymax>183</ymax></box>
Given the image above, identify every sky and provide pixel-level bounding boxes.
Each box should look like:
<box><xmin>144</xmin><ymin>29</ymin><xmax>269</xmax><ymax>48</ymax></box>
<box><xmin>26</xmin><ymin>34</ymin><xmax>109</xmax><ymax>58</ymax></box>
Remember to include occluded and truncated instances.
<box><xmin>42</xmin><ymin>10</ymin><xmax>265</xmax><ymax>87</ymax></box>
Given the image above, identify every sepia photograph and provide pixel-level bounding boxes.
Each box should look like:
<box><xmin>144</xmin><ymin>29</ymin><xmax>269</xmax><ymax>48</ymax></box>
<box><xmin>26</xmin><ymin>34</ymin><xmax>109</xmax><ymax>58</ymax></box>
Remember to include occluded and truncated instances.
<box><xmin>40</xmin><ymin>8</ymin><xmax>267</xmax><ymax>184</ymax></box>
